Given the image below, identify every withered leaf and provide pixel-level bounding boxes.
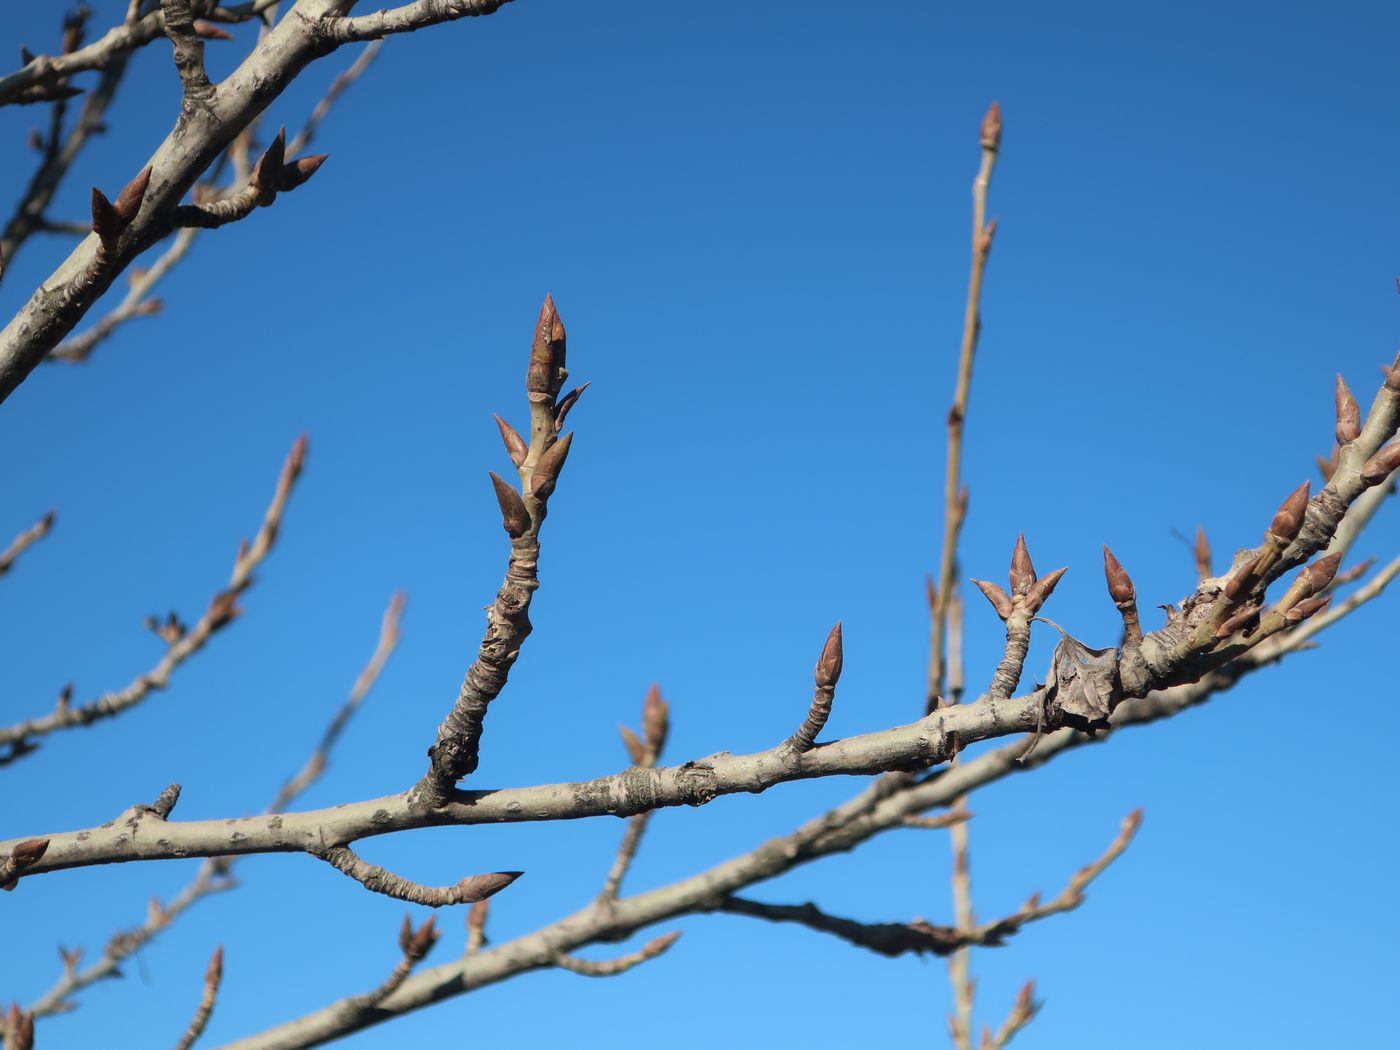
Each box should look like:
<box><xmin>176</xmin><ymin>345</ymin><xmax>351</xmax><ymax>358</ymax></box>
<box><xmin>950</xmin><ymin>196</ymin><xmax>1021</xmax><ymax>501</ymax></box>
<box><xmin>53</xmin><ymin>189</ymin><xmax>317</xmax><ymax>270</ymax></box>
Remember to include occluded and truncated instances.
<box><xmin>1045</xmin><ymin>634</ymin><xmax>1121</xmax><ymax>729</ymax></box>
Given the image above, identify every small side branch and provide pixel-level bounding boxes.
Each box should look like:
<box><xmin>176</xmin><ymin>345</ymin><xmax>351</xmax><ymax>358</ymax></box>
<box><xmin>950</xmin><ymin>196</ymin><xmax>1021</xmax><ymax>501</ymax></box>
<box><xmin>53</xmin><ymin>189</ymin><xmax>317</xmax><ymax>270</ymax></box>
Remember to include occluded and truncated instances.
<box><xmin>172</xmin><ymin>946</ymin><xmax>223</xmax><ymax>1050</ymax></box>
<box><xmin>161</xmin><ymin>0</ymin><xmax>213</xmax><ymax>103</ymax></box>
<box><xmin>782</xmin><ymin>623</ymin><xmax>843</xmax><ymax>752</ymax></box>
<box><xmin>312</xmin><ymin>845</ymin><xmax>521</xmax><ymax>908</ymax></box>
<box><xmin>334</xmin><ymin>917</ymin><xmax>440</xmax><ymax>1023</ymax></box>
<box><xmin>598</xmin><ymin>686</ymin><xmax>669</xmax><ymax>902</ymax></box>
<box><xmin>0</xmin><ymin>511</ymin><xmax>55</xmax><ymax>579</ymax></box>
<box><xmin>324</xmin><ymin>0</ymin><xmax>515</xmax><ymax>44</ymax></box>
<box><xmin>553</xmin><ymin>932</ymin><xmax>681</xmax><ymax>977</ymax></box>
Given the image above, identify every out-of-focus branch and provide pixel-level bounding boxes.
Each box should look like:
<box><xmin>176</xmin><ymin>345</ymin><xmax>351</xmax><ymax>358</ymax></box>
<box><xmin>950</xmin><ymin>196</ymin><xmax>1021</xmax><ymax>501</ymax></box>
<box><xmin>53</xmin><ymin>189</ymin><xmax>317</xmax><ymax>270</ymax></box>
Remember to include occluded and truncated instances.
<box><xmin>0</xmin><ymin>2</ymin><xmax>273</xmax><ymax>108</ymax></box>
<box><xmin>553</xmin><ymin>932</ymin><xmax>681</xmax><ymax>977</ymax></box>
<box><xmin>26</xmin><ymin>592</ymin><xmax>405</xmax><ymax>1018</ymax></box>
<box><xmin>0</xmin><ymin>10</ymin><xmax>130</xmax><ymax>274</ymax></box>
<box><xmin>0</xmin><ymin>437</ymin><xmax>305</xmax><ymax>766</ymax></box>
<box><xmin>268</xmin><ymin>592</ymin><xmax>404</xmax><ymax>811</ymax></box>
<box><xmin>173</xmin><ymin>946</ymin><xmax>224</xmax><ymax>1050</ymax></box>
<box><xmin>928</xmin><ymin>101</ymin><xmax>1000</xmax><ymax>712</ymax></box>
<box><xmin>340</xmin><ymin>917</ymin><xmax>440</xmax><ymax>1016</ymax></box>
<box><xmin>981</xmin><ymin>982</ymin><xmax>1039</xmax><ymax>1050</ymax></box>
<box><xmin>3</xmin><ymin>1005</ymin><xmax>34</xmax><ymax>1050</ymax></box>
<box><xmin>0</xmin><ymin>512</ymin><xmax>55</xmax><ymax>579</ymax></box>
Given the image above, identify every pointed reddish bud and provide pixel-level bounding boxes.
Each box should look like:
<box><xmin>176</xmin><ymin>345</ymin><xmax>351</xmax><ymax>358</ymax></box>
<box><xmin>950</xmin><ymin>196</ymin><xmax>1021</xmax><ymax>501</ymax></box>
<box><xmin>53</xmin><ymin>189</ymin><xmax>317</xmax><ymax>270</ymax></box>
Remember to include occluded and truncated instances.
<box><xmin>488</xmin><ymin>471</ymin><xmax>529</xmax><ymax>537</ymax></box>
<box><xmin>529</xmin><ymin>431</ymin><xmax>573</xmax><ymax>501</ymax></box>
<box><xmin>250</xmin><ymin>127</ymin><xmax>287</xmax><ymax>192</ymax></box>
<box><xmin>641</xmin><ymin>682</ymin><xmax>669</xmax><ymax>753</ymax></box>
<box><xmin>1360</xmin><ymin>441</ymin><xmax>1400</xmax><ymax>486</ymax></box>
<box><xmin>979</xmin><ymin>101</ymin><xmax>1002</xmax><ymax>150</ymax></box>
<box><xmin>454</xmin><ymin>870</ymin><xmax>523</xmax><ymax>903</ymax></box>
<box><xmin>8</xmin><ymin>838</ymin><xmax>48</xmax><ymax>870</ymax></box>
<box><xmin>1297</xmin><ymin>552</ymin><xmax>1342</xmax><ymax>596</ymax></box>
<box><xmin>1287</xmin><ymin>595</ymin><xmax>1331</xmax><ymax>622</ymax></box>
<box><xmin>90</xmin><ymin>186</ymin><xmax>120</xmax><ymax>243</ymax></box>
<box><xmin>280</xmin><ymin>154</ymin><xmax>328</xmax><ymax>191</ymax></box>
<box><xmin>1384</xmin><ymin>360</ymin><xmax>1400</xmax><ymax>392</ymax></box>
<box><xmin>1102</xmin><ymin>546</ymin><xmax>1135</xmax><ymax>604</ymax></box>
<box><xmin>1269</xmin><ymin>481</ymin><xmax>1310</xmax><ymax>542</ymax></box>
<box><xmin>925</xmin><ymin>575</ymin><xmax>937</xmax><ymax>610</ymax></box>
<box><xmin>814</xmin><ymin>622</ymin><xmax>843</xmax><ymax>689</ymax></box>
<box><xmin>397</xmin><ymin>914</ymin><xmax>413</xmax><ymax>954</ymax></box>
<box><xmin>1316</xmin><ymin>447</ymin><xmax>1340</xmax><ymax>482</ymax></box>
<box><xmin>112</xmin><ymin>166</ymin><xmax>152</xmax><ymax>226</ymax></box>
<box><xmin>1025</xmin><ymin>566</ymin><xmax>1067</xmax><ymax>612</ymax></box>
<box><xmin>193</xmin><ymin>19</ymin><xmax>234</xmax><ymax>40</ymax></box>
<box><xmin>1009</xmin><ymin>534</ymin><xmax>1036</xmax><ymax>596</ymax></box>
<box><xmin>20</xmin><ymin>45</ymin><xmax>35</xmax><ymax>65</ymax></box>
<box><xmin>1160</xmin><ymin>602</ymin><xmax>1179</xmax><ymax>622</ymax></box>
<box><xmin>1335</xmin><ymin>374</ymin><xmax>1362</xmax><ymax>445</ymax></box>
<box><xmin>618</xmin><ymin>724</ymin><xmax>645</xmax><ymax>766</ymax></box>
<box><xmin>135</xmin><ymin>297</ymin><xmax>164</xmax><ymax>316</ymax></box>
<box><xmin>1194</xmin><ymin>526</ymin><xmax>1212</xmax><ymax>578</ymax></box>
<box><xmin>971</xmin><ymin>578</ymin><xmax>1013</xmax><ymax>620</ymax></box>
<box><xmin>206</xmin><ymin>945</ymin><xmax>224</xmax><ymax>985</ymax></box>
<box><xmin>956</xmin><ymin>485</ymin><xmax>970</xmax><ymax>522</ymax></box>
<box><xmin>554</xmin><ymin>381</ymin><xmax>590</xmax><ymax>434</ymax></box>
<box><xmin>527</xmin><ymin>294</ymin><xmax>566</xmax><ymax>396</ymax></box>
<box><xmin>492</xmin><ymin>414</ymin><xmax>527</xmax><ymax>467</ymax></box>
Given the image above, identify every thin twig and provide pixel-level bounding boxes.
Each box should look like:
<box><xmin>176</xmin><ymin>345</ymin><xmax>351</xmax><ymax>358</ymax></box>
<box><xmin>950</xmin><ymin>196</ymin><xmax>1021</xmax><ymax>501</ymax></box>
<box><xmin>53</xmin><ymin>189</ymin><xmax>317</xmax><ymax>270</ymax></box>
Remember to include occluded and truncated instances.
<box><xmin>0</xmin><ymin>512</ymin><xmax>55</xmax><ymax>579</ymax></box>
<box><xmin>928</xmin><ymin>101</ymin><xmax>1001</xmax><ymax>712</ymax></box>
<box><xmin>172</xmin><ymin>946</ymin><xmax>223</xmax><ymax>1050</ymax></box>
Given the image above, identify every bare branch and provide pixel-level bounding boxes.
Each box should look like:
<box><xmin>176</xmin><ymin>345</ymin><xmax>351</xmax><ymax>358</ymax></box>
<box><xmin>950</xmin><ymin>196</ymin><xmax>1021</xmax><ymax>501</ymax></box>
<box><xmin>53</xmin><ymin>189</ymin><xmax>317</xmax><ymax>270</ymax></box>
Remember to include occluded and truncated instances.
<box><xmin>173</xmin><ymin>946</ymin><xmax>224</xmax><ymax>1050</ymax></box>
<box><xmin>0</xmin><ymin>511</ymin><xmax>55</xmax><ymax>579</ymax></box>
<box><xmin>0</xmin><ymin>437</ymin><xmax>305</xmax><ymax>765</ymax></box>
<box><xmin>553</xmin><ymin>932</ymin><xmax>682</xmax><ymax>977</ymax></box>
<box><xmin>325</xmin><ymin>0</ymin><xmax>515</xmax><ymax>44</ymax></box>
<box><xmin>311</xmin><ymin>845</ymin><xmax>521</xmax><ymax>908</ymax></box>
<box><xmin>928</xmin><ymin>100</ymin><xmax>1000</xmax><ymax>711</ymax></box>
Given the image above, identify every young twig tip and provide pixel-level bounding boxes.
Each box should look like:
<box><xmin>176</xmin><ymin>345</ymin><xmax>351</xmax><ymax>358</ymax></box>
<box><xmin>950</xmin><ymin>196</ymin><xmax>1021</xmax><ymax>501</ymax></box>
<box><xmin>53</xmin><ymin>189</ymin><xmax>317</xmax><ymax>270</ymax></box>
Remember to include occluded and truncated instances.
<box><xmin>206</xmin><ymin>944</ymin><xmax>224</xmax><ymax>985</ymax></box>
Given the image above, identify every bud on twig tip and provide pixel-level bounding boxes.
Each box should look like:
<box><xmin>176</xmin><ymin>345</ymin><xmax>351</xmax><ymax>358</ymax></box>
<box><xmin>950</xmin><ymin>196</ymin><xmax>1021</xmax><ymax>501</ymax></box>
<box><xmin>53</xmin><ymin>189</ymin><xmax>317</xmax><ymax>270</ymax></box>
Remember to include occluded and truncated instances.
<box><xmin>980</xmin><ymin>101</ymin><xmax>1002</xmax><ymax>150</ymax></box>
<box><xmin>815</xmin><ymin>622</ymin><xmax>843</xmax><ymax>688</ymax></box>
<box><xmin>1102</xmin><ymin>546</ymin><xmax>1135</xmax><ymax>604</ymax></box>
<box><xmin>1009</xmin><ymin>533</ymin><xmax>1036</xmax><ymax>595</ymax></box>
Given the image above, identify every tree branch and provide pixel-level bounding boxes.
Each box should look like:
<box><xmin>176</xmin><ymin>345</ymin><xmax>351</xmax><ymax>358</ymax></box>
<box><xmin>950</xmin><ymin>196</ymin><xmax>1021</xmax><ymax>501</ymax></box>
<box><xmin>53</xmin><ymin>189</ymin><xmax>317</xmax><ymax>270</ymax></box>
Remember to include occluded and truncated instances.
<box><xmin>0</xmin><ymin>511</ymin><xmax>55</xmax><ymax>579</ymax></box>
<box><xmin>0</xmin><ymin>437</ymin><xmax>305</xmax><ymax>765</ymax></box>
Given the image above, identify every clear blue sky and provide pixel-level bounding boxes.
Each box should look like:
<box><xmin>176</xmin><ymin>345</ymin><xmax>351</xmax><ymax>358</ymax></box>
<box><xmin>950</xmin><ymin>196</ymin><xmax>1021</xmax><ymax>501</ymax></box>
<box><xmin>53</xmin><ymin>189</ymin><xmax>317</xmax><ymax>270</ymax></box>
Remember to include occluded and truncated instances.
<box><xmin>2</xmin><ymin>1</ymin><xmax>1397</xmax><ymax>1046</ymax></box>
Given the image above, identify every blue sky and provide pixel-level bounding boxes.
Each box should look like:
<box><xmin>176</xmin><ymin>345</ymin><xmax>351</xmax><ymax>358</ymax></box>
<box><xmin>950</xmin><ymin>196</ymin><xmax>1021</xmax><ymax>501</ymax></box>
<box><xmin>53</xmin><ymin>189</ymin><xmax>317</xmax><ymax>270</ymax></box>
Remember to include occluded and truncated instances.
<box><xmin>2</xmin><ymin>1</ymin><xmax>1397</xmax><ymax>1046</ymax></box>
